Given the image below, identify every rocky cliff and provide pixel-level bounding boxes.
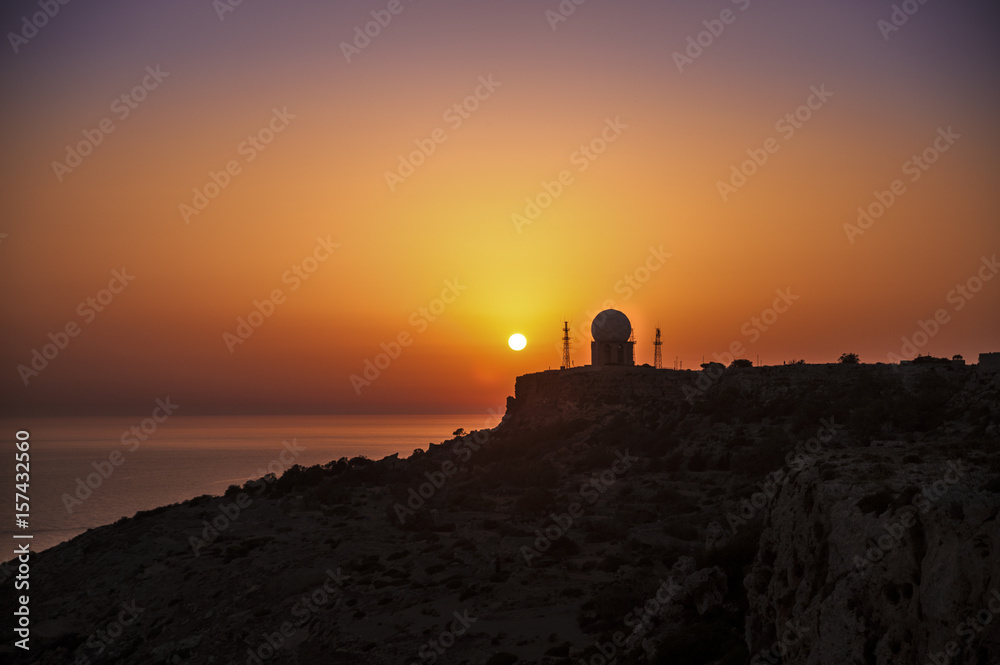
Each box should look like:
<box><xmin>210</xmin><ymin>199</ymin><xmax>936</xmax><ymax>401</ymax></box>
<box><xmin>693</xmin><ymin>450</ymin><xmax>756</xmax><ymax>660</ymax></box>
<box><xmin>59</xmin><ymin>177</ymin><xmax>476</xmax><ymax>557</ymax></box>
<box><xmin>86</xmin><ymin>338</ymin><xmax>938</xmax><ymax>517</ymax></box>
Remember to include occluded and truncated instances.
<box><xmin>3</xmin><ymin>361</ymin><xmax>999</xmax><ymax>665</ymax></box>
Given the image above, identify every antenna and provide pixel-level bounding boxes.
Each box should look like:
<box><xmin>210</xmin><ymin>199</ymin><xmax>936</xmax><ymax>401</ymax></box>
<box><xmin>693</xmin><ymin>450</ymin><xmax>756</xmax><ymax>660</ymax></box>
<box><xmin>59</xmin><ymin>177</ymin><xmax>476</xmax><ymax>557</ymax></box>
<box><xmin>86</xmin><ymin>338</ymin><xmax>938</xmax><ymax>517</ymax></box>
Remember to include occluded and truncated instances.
<box><xmin>561</xmin><ymin>321</ymin><xmax>571</xmax><ymax>369</ymax></box>
<box><xmin>653</xmin><ymin>327</ymin><xmax>663</xmax><ymax>369</ymax></box>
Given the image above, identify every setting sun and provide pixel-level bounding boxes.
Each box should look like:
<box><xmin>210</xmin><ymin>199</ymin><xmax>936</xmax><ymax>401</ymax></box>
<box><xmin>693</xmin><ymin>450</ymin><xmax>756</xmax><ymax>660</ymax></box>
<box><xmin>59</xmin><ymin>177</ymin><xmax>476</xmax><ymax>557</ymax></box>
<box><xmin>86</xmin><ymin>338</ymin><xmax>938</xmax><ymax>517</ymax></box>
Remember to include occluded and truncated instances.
<box><xmin>4</xmin><ymin>2</ymin><xmax>1000</xmax><ymax>663</ymax></box>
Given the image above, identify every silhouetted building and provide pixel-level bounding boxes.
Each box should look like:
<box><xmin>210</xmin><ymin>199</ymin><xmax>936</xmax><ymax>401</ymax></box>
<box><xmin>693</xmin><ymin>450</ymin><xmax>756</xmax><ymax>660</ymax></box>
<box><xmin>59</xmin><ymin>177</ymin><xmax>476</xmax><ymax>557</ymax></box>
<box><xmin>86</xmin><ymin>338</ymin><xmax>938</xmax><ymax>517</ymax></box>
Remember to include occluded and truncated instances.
<box><xmin>979</xmin><ymin>352</ymin><xmax>1000</xmax><ymax>372</ymax></box>
<box><xmin>591</xmin><ymin>309</ymin><xmax>634</xmax><ymax>367</ymax></box>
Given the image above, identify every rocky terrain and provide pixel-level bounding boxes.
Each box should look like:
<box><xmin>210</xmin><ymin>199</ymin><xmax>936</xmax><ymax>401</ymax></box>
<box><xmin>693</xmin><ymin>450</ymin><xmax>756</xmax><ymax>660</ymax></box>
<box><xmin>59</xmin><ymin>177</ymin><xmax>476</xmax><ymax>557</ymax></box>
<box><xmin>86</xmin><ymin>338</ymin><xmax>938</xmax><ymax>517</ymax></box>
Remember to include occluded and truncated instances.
<box><xmin>3</xmin><ymin>359</ymin><xmax>1000</xmax><ymax>665</ymax></box>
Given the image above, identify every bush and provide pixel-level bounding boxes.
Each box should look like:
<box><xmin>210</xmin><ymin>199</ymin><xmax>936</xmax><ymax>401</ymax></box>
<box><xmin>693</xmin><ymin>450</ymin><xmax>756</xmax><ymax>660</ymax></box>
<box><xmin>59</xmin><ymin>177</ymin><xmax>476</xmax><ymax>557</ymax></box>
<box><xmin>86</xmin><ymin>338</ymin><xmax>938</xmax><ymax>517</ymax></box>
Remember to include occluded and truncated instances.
<box><xmin>597</xmin><ymin>554</ymin><xmax>626</xmax><ymax>572</ymax></box>
<box><xmin>731</xmin><ymin>434</ymin><xmax>790</xmax><ymax>477</ymax></box>
<box><xmin>583</xmin><ymin>519</ymin><xmax>629</xmax><ymax>543</ymax></box>
<box><xmin>653</xmin><ymin>618</ymin><xmax>746</xmax><ymax>665</ymax></box>
<box><xmin>661</xmin><ymin>451</ymin><xmax>684</xmax><ymax>474</ymax></box>
<box><xmin>577</xmin><ymin>579</ymin><xmax>657</xmax><ymax>634</ymax></box>
<box><xmin>911</xmin><ymin>355</ymin><xmax>949</xmax><ymax>364</ymax></box>
<box><xmin>317</xmin><ymin>478</ymin><xmax>353</xmax><ymax>505</ymax></box>
<box><xmin>662</xmin><ymin>520</ymin><xmax>699</xmax><ymax>541</ymax></box>
<box><xmin>518</xmin><ymin>460</ymin><xmax>559</xmax><ymax>488</ymax></box>
<box><xmin>910</xmin><ymin>371</ymin><xmax>954</xmax><ymax>431</ymax></box>
<box><xmin>573</xmin><ymin>445</ymin><xmax>618</xmax><ymax>472</ymax></box>
<box><xmin>653</xmin><ymin>486</ymin><xmax>696</xmax><ymax>516</ymax></box>
<box><xmin>449</xmin><ymin>487</ymin><xmax>493</xmax><ymax>511</ymax></box>
<box><xmin>687</xmin><ymin>452</ymin><xmax>707</xmax><ymax>472</ymax></box>
<box><xmin>514</xmin><ymin>487</ymin><xmax>555</xmax><ymax>514</ymax></box>
<box><xmin>547</xmin><ymin>535</ymin><xmax>580</xmax><ymax>557</ymax></box>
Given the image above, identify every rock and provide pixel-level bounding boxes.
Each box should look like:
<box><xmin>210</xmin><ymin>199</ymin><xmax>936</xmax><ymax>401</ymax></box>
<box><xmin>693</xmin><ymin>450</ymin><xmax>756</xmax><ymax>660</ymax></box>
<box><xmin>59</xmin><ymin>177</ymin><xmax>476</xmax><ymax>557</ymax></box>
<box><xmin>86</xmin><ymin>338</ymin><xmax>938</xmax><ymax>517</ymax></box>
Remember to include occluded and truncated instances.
<box><xmin>745</xmin><ymin>445</ymin><xmax>1000</xmax><ymax>664</ymax></box>
<box><xmin>4</xmin><ymin>361</ymin><xmax>998</xmax><ymax>665</ymax></box>
<box><xmin>705</xmin><ymin>521</ymin><xmax>728</xmax><ymax>551</ymax></box>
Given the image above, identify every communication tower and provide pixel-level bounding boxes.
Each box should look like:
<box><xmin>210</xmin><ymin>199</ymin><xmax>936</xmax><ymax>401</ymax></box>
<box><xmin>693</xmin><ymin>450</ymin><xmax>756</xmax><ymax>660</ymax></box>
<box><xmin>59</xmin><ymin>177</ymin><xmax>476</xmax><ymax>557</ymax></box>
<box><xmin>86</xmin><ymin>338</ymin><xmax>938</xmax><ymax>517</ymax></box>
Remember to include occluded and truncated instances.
<box><xmin>561</xmin><ymin>321</ymin><xmax>572</xmax><ymax>369</ymax></box>
<box><xmin>654</xmin><ymin>327</ymin><xmax>663</xmax><ymax>369</ymax></box>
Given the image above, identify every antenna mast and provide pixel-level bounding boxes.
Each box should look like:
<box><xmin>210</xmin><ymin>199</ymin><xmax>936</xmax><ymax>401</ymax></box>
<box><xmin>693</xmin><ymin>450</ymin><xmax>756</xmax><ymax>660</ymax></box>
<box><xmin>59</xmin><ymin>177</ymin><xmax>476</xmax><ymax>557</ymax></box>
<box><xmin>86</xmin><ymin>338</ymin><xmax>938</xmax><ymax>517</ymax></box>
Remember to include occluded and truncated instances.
<box><xmin>561</xmin><ymin>321</ymin><xmax>572</xmax><ymax>369</ymax></box>
<box><xmin>653</xmin><ymin>327</ymin><xmax>663</xmax><ymax>369</ymax></box>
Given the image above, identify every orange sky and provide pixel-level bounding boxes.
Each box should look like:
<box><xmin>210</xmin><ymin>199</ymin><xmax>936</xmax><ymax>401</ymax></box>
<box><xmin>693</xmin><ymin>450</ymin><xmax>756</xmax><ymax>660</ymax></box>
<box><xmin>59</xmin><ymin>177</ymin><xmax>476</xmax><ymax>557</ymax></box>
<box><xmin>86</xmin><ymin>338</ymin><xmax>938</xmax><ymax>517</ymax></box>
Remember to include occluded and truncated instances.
<box><xmin>2</xmin><ymin>0</ymin><xmax>998</xmax><ymax>415</ymax></box>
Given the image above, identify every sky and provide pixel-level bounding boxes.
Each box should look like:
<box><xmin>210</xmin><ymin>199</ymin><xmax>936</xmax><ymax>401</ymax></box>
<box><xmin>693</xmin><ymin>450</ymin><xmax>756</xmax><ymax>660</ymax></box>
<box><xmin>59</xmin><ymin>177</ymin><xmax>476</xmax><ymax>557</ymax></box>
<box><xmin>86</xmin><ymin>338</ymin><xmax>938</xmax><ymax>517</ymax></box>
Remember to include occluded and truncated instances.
<box><xmin>1</xmin><ymin>0</ymin><xmax>999</xmax><ymax>416</ymax></box>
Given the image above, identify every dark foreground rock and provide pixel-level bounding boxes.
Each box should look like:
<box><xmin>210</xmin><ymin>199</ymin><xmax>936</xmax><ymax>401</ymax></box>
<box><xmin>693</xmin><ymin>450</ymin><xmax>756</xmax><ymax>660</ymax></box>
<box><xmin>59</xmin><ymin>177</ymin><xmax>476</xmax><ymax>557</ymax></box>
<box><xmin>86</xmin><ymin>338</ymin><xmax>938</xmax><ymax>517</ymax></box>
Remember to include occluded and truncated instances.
<box><xmin>3</xmin><ymin>361</ymin><xmax>1000</xmax><ymax>664</ymax></box>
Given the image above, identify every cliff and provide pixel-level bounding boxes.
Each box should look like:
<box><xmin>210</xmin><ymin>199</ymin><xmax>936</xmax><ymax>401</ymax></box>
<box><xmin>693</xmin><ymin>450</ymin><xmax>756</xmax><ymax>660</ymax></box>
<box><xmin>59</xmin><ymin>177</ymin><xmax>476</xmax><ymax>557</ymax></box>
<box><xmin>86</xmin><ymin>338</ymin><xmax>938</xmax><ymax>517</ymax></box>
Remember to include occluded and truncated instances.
<box><xmin>3</xmin><ymin>361</ymin><xmax>999</xmax><ymax>665</ymax></box>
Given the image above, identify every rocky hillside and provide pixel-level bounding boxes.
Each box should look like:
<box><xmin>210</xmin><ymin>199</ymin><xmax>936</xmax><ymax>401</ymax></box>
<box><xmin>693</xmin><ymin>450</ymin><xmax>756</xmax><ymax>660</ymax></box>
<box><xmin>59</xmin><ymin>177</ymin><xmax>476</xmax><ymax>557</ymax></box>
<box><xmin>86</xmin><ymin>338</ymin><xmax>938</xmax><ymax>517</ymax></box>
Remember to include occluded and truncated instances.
<box><xmin>3</xmin><ymin>361</ymin><xmax>999</xmax><ymax>665</ymax></box>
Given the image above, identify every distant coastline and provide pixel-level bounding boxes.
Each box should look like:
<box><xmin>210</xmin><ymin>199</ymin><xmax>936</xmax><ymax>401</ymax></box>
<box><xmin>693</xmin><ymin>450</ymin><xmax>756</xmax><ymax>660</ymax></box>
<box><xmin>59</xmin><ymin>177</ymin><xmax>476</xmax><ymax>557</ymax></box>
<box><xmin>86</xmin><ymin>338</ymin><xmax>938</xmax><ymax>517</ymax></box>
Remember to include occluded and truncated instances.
<box><xmin>0</xmin><ymin>414</ymin><xmax>483</xmax><ymax>553</ymax></box>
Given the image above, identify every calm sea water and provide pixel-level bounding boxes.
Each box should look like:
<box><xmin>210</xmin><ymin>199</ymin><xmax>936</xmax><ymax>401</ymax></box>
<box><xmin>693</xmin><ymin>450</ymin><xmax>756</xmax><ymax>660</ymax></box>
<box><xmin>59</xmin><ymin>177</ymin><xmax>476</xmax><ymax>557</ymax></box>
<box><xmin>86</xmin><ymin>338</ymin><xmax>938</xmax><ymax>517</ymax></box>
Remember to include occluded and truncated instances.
<box><xmin>2</xmin><ymin>415</ymin><xmax>490</xmax><ymax>552</ymax></box>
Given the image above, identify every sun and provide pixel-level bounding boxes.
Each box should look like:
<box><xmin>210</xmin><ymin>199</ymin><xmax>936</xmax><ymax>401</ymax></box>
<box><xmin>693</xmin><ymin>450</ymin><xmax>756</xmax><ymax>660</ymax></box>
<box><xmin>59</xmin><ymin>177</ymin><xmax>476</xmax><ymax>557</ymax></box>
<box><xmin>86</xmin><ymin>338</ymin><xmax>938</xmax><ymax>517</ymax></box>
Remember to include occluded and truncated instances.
<box><xmin>508</xmin><ymin>333</ymin><xmax>527</xmax><ymax>351</ymax></box>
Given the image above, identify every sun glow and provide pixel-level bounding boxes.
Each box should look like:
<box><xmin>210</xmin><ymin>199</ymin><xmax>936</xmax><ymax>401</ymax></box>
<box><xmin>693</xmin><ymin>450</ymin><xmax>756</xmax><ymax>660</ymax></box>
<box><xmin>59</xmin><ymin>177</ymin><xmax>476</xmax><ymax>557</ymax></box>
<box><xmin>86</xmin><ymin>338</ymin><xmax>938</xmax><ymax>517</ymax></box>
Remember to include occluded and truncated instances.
<box><xmin>508</xmin><ymin>334</ymin><xmax>527</xmax><ymax>351</ymax></box>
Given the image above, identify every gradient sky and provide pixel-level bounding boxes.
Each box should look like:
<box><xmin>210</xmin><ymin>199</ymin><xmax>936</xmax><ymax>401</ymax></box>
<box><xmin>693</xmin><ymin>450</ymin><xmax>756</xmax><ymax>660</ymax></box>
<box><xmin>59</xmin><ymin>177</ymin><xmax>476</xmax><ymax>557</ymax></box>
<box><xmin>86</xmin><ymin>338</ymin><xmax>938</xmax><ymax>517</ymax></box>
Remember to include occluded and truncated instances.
<box><xmin>2</xmin><ymin>0</ymin><xmax>999</xmax><ymax>416</ymax></box>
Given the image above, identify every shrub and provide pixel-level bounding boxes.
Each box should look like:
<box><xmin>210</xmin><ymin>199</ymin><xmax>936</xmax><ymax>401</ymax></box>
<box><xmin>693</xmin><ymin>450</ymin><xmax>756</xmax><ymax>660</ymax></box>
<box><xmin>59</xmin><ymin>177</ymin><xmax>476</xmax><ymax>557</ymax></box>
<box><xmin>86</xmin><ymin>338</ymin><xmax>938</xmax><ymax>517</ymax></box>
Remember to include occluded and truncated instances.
<box><xmin>653</xmin><ymin>618</ymin><xmax>746</xmax><ymax>665</ymax></box>
<box><xmin>514</xmin><ymin>487</ymin><xmax>555</xmax><ymax>514</ymax></box>
<box><xmin>662</xmin><ymin>520</ymin><xmax>699</xmax><ymax>541</ymax></box>
<box><xmin>687</xmin><ymin>452</ymin><xmax>707</xmax><ymax>472</ymax></box>
<box><xmin>597</xmin><ymin>554</ymin><xmax>626</xmax><ymax>572</ymax></box>
<box><xmin>583</xmin><ymin>519</ymin><xmax>629</xmax><ymax>543</ymax></box>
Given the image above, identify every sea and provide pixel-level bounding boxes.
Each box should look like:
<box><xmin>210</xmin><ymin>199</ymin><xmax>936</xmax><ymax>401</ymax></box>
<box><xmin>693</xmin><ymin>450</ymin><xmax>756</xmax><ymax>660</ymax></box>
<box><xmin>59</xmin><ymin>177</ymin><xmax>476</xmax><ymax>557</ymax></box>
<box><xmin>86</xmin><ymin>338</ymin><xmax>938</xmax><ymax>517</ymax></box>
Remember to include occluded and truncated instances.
<box><xmin>2</xmin><ymin>414</ymin><xmax>490</xmax><ymax>553</ymax></box>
